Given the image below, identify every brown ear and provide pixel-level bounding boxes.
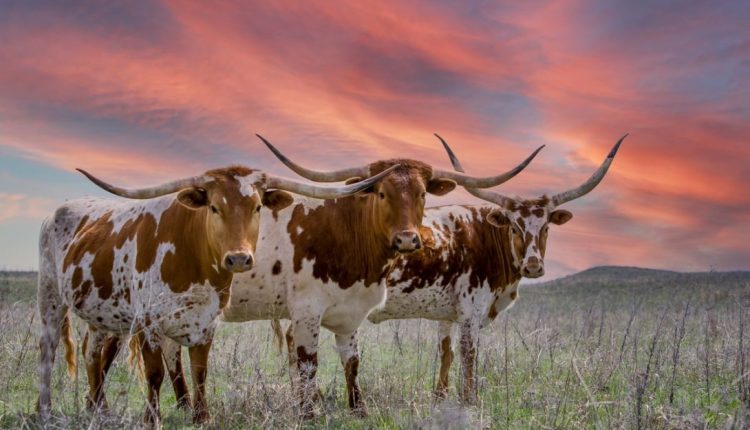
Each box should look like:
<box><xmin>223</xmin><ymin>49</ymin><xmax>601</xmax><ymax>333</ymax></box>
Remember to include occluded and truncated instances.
<box><xmin>177</xmin><ymin>188</ymin><xmax>208</xmax><ymax>209</ymax></box>
<box><xmin>344</xmin><ymin>176</ymin><xmax>376</xmax><ymax>196</ymax></box>
<box><xmin>427</xmin><ymin>178</ymin><xmax>456</xmax><ymax>196</ymax></box>
<box><xmin>263</xmin><ymin>190</ymin><xmax>294</xmax><ymax>211</ymax></box>
<box><xmin>486</xmin><ymin>209</ymin><xmax>510</xmax><ymax>228</ymax></box>
<box><xmin>549</xmin><ymin>209</ymin><xmax>573</xmax><ymax>225</ymax></box>
<box><xmin>344</xmin><ymin>176</ymin><xmax>363</xmax><ymax>185</ymax></box>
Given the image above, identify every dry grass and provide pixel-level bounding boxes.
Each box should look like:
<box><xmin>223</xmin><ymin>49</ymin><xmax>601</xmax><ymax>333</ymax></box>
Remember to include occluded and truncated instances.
<box><xmin>1</xmin><ymin>268</ymin><xmax>749</xmax><ymax>429</ymax></box>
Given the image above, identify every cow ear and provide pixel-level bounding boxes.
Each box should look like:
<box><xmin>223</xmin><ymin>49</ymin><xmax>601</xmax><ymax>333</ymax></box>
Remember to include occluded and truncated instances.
<box><xmin>177</xmin><ymin>188</ymin><xmax>208</xmax><ymax>210</ymax></box>
<box><xmin>345</xmin><ymin>177</ymin><xmax>376</xmax><ymax>196</ymax></box>
<box><xmin>486</xmin><ymin>209</ymin><xmax>510</xmax><ymax>228</ymax></box>
<box><xmin>549</xmin><ymin>209</ymin><xmax>573</xmax><ymax>225</ymax></box>
<box><xmin>263</xmin><ymin>190</ymin><xmax>294</xmax><ymax>211</ymax></box>
<box><xmin>427</xmin><ymin>178</ymin><xmax>456</xmax><ymax>196</ymax></box>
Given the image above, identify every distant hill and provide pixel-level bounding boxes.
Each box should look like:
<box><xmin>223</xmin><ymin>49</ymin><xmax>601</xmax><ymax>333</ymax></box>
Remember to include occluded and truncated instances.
<box><xmin>522</xmin><ymin>265</ymin><xmax>750</xmax><ymax>309</ymax></box>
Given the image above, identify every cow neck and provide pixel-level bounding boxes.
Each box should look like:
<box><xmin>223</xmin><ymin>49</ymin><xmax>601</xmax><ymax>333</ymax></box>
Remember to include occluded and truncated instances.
<box><xmin>158</xmin><ymin>202</ymin><xmax>233</xmax><ymax>299</ymax></box>
<box><xmin>287</xmin><ymin>196</ymin><xmax>392</xmax><ymax>289</ymax></box>
<box><xmin>472</xmin><ymin>206</ymin><xmax>522</xmax><ymax>292</ymax></box>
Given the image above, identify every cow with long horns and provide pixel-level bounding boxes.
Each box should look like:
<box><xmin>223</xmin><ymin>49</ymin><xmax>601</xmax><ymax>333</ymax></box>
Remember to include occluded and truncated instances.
<box><xmin>365</xmin><ymin>134</ymin><xmax>626</xmax><ymax>403</ymax></box>
<box><xmin>97</xmin><ymin>136</ymin><xmax>544</xmax><ymax>419</ymax></box>
<box><xmin>37</xmin><ymin>162</ymin><xmax>394</xmax><ymax>426</ymax></box>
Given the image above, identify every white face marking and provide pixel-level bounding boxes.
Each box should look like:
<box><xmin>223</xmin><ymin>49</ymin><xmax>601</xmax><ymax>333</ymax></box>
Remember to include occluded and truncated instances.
<box><xmin>236</xmin><ymin>172</ymin><xmax>265</xmax><ymax>198</ymax></box>
<box><xmin>222</xmin><ymin>196</ymin><xmax>227</xmax><ymax>205</ymax></box>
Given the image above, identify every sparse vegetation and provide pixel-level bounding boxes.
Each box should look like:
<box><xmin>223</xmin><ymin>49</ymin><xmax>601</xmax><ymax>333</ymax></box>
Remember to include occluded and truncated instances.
<box><xmin>1</xmin><ymin>267</ymin><xmax>749</xmax><ymax>429</ymax></box>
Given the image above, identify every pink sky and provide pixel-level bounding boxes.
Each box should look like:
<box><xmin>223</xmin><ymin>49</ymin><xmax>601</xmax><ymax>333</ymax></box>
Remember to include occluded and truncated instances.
<box><xmin>0</xmin><ymin>1</ymin><xmax>748</xmax><ymax>277</ymax></box>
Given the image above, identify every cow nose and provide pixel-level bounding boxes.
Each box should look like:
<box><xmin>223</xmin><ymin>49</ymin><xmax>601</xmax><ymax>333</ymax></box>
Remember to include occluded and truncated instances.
<box><xmin>522</xmin><ymin>257</ymin><xmax>544</xmax><ymax>278</ymax></box>
<box><xmin>223</xmin><ymin>252</ymin><xmax>254</xmax><ymax>272</ymax></box>
<box><xmin>392</xmin><ymin>230</ymin><xmax>422</xmax><ymax>253</ymax></box>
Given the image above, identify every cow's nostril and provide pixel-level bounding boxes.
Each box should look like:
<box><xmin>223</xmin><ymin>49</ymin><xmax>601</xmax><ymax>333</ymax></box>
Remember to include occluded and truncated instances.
<box><xmin>244</xmin><ymin>255</ymin><xmax>254</xmax><ymax>267</ymax></box>
<box><xmin>224</xmin><ymin>255</ymin><xmax>234</xmax><ymax>268</ymax></box>
<box><xmin>395</xmin><ymin>237</ymin><xmax>403</xmax><ymax>245</ymax></box>
<box><xmin>411</xmin><ymin>236</ymin><xmax>418</xmax><ymax>245</ymax></box>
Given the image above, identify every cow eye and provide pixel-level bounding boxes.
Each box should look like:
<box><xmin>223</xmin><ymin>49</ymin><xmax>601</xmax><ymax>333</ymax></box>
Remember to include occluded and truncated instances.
<box><xmin>210</xmin><ymin>205</ymin><xmax>219</xmax><ymax>214</ymax></box>
<box><xmin>420</xmin><ymin>192</ymin><xmax>426</xmax><ymax>199</ymax></box>
<box><xmin>379</xmin><ymin>192</ymin><xmax>386</xmax><ymax>200</ymax></box>
<box><xmin>256</xmin><ymin>205</ymin><xmax>262</xmax><ymax>213</ymax></box>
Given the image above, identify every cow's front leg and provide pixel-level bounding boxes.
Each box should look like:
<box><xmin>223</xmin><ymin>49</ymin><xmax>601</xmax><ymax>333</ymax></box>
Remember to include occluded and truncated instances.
<box><xmin>335</xmin><ymin>330</ymin><xmax>367</xmax><ymax>416</ymax></box>
<box><xmin>458</xmin><ymin>320</ymin><xmax>480</xmax><ymax>405</ymax></box>
<box><xmin>434</xmin><ymin>321</ymin><xmax>455</xmax><ymax>400</ymax></box>
<box><xmin>188</xmin><ymin>341</ymin><xmax>213</xmax><ymax>424</ymax></box>
<box><xmin>83</xmin><ymin>325</ymin><xmax>109</xmax><ymax>412</ymax></box>
<box><xmin>138</xmin><ymin>333</ymin><xmax>164</xmax><ymax>428</ymax></box>
<box><xmin>292</xmin><ymin>315</ymin><xmax>322</xmax><ymax>420</ymax></box>
<box><xmin>162</xmin><ymin>338</ymin><xmax>191</xmax><ymax>410</ymax></box>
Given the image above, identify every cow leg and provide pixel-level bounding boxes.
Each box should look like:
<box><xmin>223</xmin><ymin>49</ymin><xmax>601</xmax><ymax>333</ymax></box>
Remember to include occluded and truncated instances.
<box><xmin>162</xmin><ymin>338</ymin><xmax>191</xmax><ymax>410</ymax></box>
<box><xmin>434</xmin><ymin>321</ymin><xmax>455</xmax><ymax>400</ymax></box>
<box><xmin>285</xmin><ymin>323</ymin><xmax>298</xmax><ymax>388</ymax></box>
<box><xmin>335</xmin><ymin>331</ymin><xmax>367</xmax><ymax>416</ymax></box>
<box><xmin>36</xmin><ymin>274</ymin><xmax>66</xmax><ymax>420</ymax></box>
<box><xmin>99</xmin><ymin>334</ymin><xmax>123</xmax><ymax>376</ymax></box>
<box><xmin>83</xmin><ymin>325</ymin><xmax>109</xmax><ymax>411</ymax></box>
<box><xmin>292</xmin><ymin>315</ymin><xmax>322</xmax><ymax>420</ymax></box>
<box><xmin>138</xmin><ymin>333</ymin><xmax>164</xmax><ymax>428</ymax></box>
<box><xmin>458</xmin><ymin>320</ymin><xmax>480</xmax><ymax>405</ymax></box>
<box><xmin>188</xmin><ymin>341</ymin><xmax>212</xmax><ymax>424</ymax></box>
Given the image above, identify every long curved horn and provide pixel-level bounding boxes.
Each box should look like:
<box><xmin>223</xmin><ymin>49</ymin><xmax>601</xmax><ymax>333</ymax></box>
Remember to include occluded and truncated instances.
<box><xmin>436</xmin><ymin>136</ymin><xmax>517</xmax><ymax>208</ymax></box>
<box><xmin>258</xmin><ymin>134</ymin><xmax>370</xmax><ymax>182</ymax></box>
<box><xmin>432</xmin><ymin>134</ymin><xmax>544</xmax><ymax>188</ymax></box>
<box><xmin>76</xmin><ymin>169</ymin><xmax>210</xmax><ymax>199</ymax></box>
<box><xmin>266</xmin><ymin>164</ymin><xmax>399</xmax><ymax>199</ymax></box>
<box><xmin>550</xmin><ymin>134</ymin><xmax>627</xmax><ymax>206</ymax></box>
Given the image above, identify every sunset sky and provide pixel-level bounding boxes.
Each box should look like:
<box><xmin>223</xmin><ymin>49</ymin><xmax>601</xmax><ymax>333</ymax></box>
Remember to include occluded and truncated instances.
<box><xmin>1</xmin><ymin>1</ymin><xmax>748</xmax><ymax>278</ymax></box>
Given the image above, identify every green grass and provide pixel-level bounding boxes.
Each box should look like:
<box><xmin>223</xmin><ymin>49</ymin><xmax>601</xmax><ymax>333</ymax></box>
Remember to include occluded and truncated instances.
<box><xmin>1</xmin><ymin>268</ymin><xmax>749</xmax><ymax>428</ymax></box>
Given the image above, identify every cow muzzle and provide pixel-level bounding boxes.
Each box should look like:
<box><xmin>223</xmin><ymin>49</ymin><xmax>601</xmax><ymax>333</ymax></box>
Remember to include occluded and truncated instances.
<box><xmin>223</xmin><ymin>251</ymin><xmax>255</xmax><ymax>272</ymax></box>
<box><xmin>392</xmin><ymin>230</ymin><xmax>422</xmax><ymax>253</ymax></box>
<box><xmin>521</xmin><ymin>257</ymin><xmax>544</xmax><ymax>278</ymax></box>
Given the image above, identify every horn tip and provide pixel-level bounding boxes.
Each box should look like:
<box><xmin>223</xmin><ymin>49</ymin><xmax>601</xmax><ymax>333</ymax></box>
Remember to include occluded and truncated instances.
<box><xmin>608</xmin><ymin>133</ymin><xmax>628</xmax><ymax>158</ymax></box>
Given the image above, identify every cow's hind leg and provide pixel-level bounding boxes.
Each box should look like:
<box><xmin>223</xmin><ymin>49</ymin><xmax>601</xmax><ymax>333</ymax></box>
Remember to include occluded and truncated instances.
<box><xmin>138</xmin><ymin>333</ymin><xmax>165</xmax><ymax>428</ymax></box>
<box><xmin>83</xmin><ymin>325</ymin><xmax>109</xmax><ymax>412</ymax></box>
<box><xmin>335</xmin><ymin>330</ymin><xmax>367</xmax><ymax>416</ymax></box>
<box><xmin>36</xmin><ymin>273</ymin><xmax>66</xmax><ymax>420</ymax></box>
<box><xmin>434</xmin><ymin>321</ymin><xmax>455</xmax><ymax>400</ymax></box>
<box><xmin>162</xmin><ymin>338</ymin><xmax>191</xmax><ymax>410</ymax></box>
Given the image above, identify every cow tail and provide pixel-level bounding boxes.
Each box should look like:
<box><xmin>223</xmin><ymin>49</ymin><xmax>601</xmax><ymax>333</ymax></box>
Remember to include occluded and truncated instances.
<box><xmin>271</xmin><ymin>319</ymin><xmax>284</xmax><ymax>354</ymax></box>
<box><xmin>61</xmin><ymin>312</ymin><xmax>77</xmax><ymax>380</ymax></box>
<box><xmin>127</xmin><ymin>336</ymin><xmax>146</xmax><ymax>382</ymax></box>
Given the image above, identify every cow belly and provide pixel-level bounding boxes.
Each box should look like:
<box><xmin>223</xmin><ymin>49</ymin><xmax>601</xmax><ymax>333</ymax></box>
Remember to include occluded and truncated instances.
<box><xmin>368</xmin><ymin>283</ymin><xmax>456</xmax><ymax>323</ymax></box>
<box><xmin>221</xmin><ymin>271</ymin><xmax>289</xmax><ymax>322</ymax></box>
<box><xmin>321</xmin><ymin>282</ymin><xmax>387</xmax><ymax>334</ymax></box>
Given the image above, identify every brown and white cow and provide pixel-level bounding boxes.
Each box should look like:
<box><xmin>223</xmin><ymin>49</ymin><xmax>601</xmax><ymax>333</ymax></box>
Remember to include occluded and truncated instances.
<box><xmin>113</xmin><ymin>136</ymin><xmax>545</xmax><ymax>419</ymax></box>
<box><xmin>366</xmin><ymin>134</ymin><xmax>626</xmax><ymax>403</ymax></box>
<box><xmin>37</xmin><ymin>163</ymin><xmax>395</xmax><ymax>426</ymax></box>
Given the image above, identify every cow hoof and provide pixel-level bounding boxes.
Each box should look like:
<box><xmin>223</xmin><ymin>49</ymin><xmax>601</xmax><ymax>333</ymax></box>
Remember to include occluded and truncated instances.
<box><xmin>142</xmin><ymin>411</ymin><xmax>162</xmax><ymax>430</ymax></box>
<box><xmin>193</xmin><ymin>408</ymin><xmax>211</xmax><ymax>425</ymax></box>
<box><xmin>176</xmin><ymin>396</ymin><xmax>192</xmax><ymax>411</ymax></box>
<box><xmin>85</xmin><ymin>396</ymin><xmax>109</xmax><ymax>413</ymax></box>
<box><xmin>433</xmin><ymin>389</ymin><xmax>448</xmax><ymax>402</ymax></box>
<box><xmin>351</xmin><ymin>405</ymin><xmax>368</xmax><ymax>418</ymax></box>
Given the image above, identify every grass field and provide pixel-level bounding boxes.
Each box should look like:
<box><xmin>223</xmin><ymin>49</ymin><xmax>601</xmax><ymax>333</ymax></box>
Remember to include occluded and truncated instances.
<box><xmin>1</xmin><ymin>267</ymin><xmax>749</xmax><ymax>429</ymax></box>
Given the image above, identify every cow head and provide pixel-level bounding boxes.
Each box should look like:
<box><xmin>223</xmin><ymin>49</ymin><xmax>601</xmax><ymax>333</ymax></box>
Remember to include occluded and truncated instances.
<box><xmin>437</xmin><ymin>134</ymin><xmax>626</xmax><ymax>278</ymax></box>
<box><xmin>258</xmin><ymin>135</ymin><xmax>543</xmax><ymax>255</ymax></box>
<box><xmin>77</xmin><ymin>163</ymin><xmax>397</xmax><ymax>273</ymax></box>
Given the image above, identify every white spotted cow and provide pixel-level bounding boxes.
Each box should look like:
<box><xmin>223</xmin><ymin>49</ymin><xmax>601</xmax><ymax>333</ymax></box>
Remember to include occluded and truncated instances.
<box><xmin>37</xmin><ymin>162</ymin><xmax>393</xmax><ymax>426</ymax></box>
<box><xmin>366</xmin><ymin>134</ymin><xmax>626</xmax><ymax>403</ymax></box>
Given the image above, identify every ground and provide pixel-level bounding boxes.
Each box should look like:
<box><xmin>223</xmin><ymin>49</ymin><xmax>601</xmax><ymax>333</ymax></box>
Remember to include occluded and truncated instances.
<box><xmin>1</xmin><ymin>267</ymin><xmax>749</xmax><ymax>429</ymax></box>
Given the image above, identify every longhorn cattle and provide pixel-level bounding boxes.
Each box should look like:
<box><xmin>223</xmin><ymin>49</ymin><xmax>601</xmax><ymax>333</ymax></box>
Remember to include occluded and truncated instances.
<box><xmin>97</xmin><ymin>136</ymin><xmax>544</xmax><ymax>419</ymax></box>
<box><xmin>37</xmin><ymin>162</ymin><xmax>394</xmax><ymax>426</ymax></box>
<box><xmin>366</xmin><ymin>134</ymin><xmax>626</xmax><ymax>403</ymax></box>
